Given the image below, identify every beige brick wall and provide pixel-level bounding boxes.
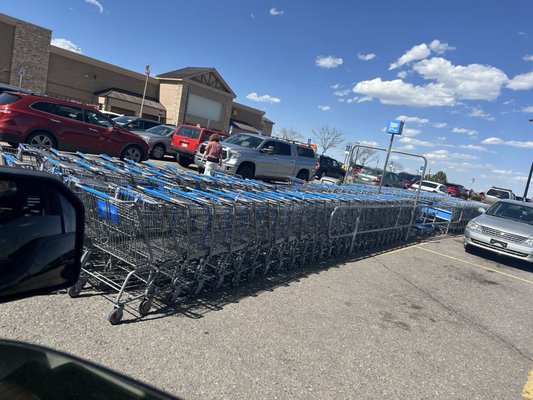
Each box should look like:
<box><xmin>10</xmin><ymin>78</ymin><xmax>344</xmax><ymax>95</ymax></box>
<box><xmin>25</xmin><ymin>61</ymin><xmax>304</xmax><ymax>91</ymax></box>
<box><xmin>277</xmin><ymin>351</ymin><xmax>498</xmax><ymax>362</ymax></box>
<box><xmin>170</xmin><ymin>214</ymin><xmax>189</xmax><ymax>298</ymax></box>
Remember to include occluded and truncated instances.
<box><xmin>159</xmin><ymin>81</ymin><xmax>183</xmax><ymax>125</ymax></box>
<box><xmin>232</xmin><ymin>103</ymin><xmax>264</xmax><ymax>130</ymax></box>
<box><xmin>9</xmin><ymin>20</ymin><xmax>51</xmax><ymax>93</ymax></box>
<box><xmin>47</xmin><ymin>49</ymin><xmax>159</xmax><ymax>105</ymax></box>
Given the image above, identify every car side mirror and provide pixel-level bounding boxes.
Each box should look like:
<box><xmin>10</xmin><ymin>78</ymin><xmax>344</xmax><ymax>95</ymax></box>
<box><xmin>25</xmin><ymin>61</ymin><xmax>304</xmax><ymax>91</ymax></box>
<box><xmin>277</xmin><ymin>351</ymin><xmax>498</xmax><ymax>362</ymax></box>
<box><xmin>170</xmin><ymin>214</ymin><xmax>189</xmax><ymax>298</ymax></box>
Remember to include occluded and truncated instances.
<box><xmin>478</xmin><ymin>207</ymin><xmax>486</xmax><ymax>214</ymax></box>
<box><xmin>0</xmin><ymin>167</ymin><xmax>84</xmax><ymax>304</ymax></box>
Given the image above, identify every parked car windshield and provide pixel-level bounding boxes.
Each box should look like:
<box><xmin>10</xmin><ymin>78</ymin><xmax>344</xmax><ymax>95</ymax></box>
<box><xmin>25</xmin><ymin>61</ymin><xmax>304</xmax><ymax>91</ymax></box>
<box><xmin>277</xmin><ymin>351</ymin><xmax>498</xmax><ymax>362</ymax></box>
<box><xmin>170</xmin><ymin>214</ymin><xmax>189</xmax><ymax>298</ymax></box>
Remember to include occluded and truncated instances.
<box><xmin>176</xmin><ymin>126</ymin><xmax>201</xmax><ymax>139</ymax></box>
<box><xmin>145</xmin><ymin>125</ymin><xmax>175</xmax><ymax>136</ymax></box>
<box><xmin>487</xmin><ymin>188</ymin><xmax>511</xmax><ymax>199</ymax></box>
<box><xmin>486</xmin><ymin>202</ymin><xmax>533</xmax><ymax>224</ymax></box>
<box><xmin>0</xmin><ymin>92</ymin><xmax>21</xmax><ymax>105</ymax></box>
<box><xmin>224</xmin><ymin>134</ymin><xmax>263</xmax><ymax>149</ymax></box>
<box><xmin>112</xmin><ymin>116</ymin><xmax>136</xmax><ymax>125</ymax></box>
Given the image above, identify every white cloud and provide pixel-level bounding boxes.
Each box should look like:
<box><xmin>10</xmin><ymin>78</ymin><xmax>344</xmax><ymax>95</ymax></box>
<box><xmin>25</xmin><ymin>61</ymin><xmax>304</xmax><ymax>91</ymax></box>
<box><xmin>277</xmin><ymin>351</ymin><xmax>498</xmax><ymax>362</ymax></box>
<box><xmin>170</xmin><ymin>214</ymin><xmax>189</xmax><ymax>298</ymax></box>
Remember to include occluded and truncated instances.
<box><xmin>269</xmin><ymin>8</ymin><xmax>284</xmax><ymax>16</ymax></box>
<box><xmin>389</xmin><ymin>40</ymin><xmax>455</xmax><ymax>70</ymax></box>
<box><xmin>357</xmin><ymin>96</ymin><xmax>372</xmax><ymax>103</ymax></box>
<box><xmin>468</xmin><ymin>106</ymin><xmax>494</xmax><ymax>121</ymax></box>
<box><xmin>413</xmin><ymin>57</ymin><xmax>508</xmax><ymax>101</ymax></box>
<box><xmin>492</xmin><ymin>169</ymin><xmax>514</xmax><ymax>174</ymax></box>
<box><xmin>85</xmin><ymin>0</ymin><xmax>103</xmax><ymax>13</ymax></box>
<box><xmin>51</xmin><ymin>38</ymin><xmax>82</xmax><ymax>54</ymax></box>
<box><xmin>424</xmin><ymin>149</ymin><xmax>478</xmax><ymax>160</ymax></box>
<box><xmin>345</xmin><ymin>97</ymin><xmax>358</xmax><ymax>103</ymax></box>
<box><xmin>389</xmin><ymin>43</ymin><xmax>430</xmax><ymax>70</ymax></box>
<box><xmin>330</xmin><ymin>83</ymin><xmax>341</xmax><ymax>89</ymax></box>
<box><xmin>401</xmin><ymin>128</ymin><xmax>421</xmax><ymax>137</ymax></box>
<box><xmin>399</xmin><ymin>144</ymin><xmax>415</xmax><ymax>151</ymax></box>
<box><xmin>429</xmin><ymin>39</ymin><xmax>456</xmax><ymax>54</ymax></box>
<box><xmin>397</xmin><ymin>71</ymin><xmax>408</xmax><ymax>79</ymax></box>
<box><xmin>452</xmin><ymin>127</ymin><xmax>478</xmax><ymax>137</ymax></box>
<box><xmin>333</xmin><ymin>89</ymin><xmax>351</xmax><ymax>97</ymax></box>
<box><xmin>433</xmin><ymin>122</ymin><xmax>447</xmax><ymax>128</ymax></box>
<box><xmin>353</xmin><ymin>78</ymin><xmax>455</xmax><ymax>107</ymax></box>
<box><xmin>338</xmin><ymin>98</ymin><xmax>345</xmax><ymax>103</ymax></box>
<box><xmin>358</xmin><ymin>53</ymin><xmax>376</xmax><ymax>61</ymax></box>
<box><xmin>522</xmin><ymin>106</ymin><xmax>533</xmax><ymax>112</ymax></box>
<box><xmin>245</xmin><ymin>92</ymin><xmax>281</xmax><ymax>103</ymax></box>
<box><xmin>481</xmin><ymin>137</ymin><xmax>503</xmax><ymax>145</ymax></box>
<box><xmin>359</xmin><ymin>140</ymin><xmax>379</xmax><ymax>147</ymax></box>
<box><xmin>315</xmin><ymin>55</ymin><xmax>343</xmax><ymax>69</ymax></box>
<box><xmin>523</xmin><ymin>55</ymin><xmax>533</xmax><ymax>61</ymax></box>
<box><xmin>396</xmin><ymin>115</ymin><xmax>429</xmax><ymax>124</ymax></box>
<box><xmin>398</xmin><ymin>137</ymin><xmax>436</xmax><ymax>147</ymax></box>
<box><xmin>318</xmin><ymin>105</ymin><xmax>331</xmax><ymax>111</ymax></box>
<box><xmin>459</xmin><ymin>144</ymin><xmax>488</xmax><ymax>152</ymax></box>
<box><xmin>507</xmin><ymin>71</ymin><xmax>533</xmax><ymax>90</ymax></box>
<box><xmin>481</xmin><ymin>137</ymin><xmax>533</xmax><ymax>148</ymax></box>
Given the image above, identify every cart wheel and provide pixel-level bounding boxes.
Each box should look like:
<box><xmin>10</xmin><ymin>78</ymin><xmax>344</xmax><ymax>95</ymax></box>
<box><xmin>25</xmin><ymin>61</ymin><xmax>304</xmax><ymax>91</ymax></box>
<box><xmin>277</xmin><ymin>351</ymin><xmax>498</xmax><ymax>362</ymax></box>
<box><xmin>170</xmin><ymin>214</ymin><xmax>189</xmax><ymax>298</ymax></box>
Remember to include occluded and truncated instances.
<box><xmin>67</xmin><ymin>281</ymin><xmax>85</xmax><ymax>298</ymax></box>
<box><xmin>138</xmin><ymin>298</ymin><xmax>152</xmax><ymax>316</ymax></box>
<box><xmin>108</xmin><ymin>307</ymin><xmax>123</xmax><ymax>325</ymax></box>
<box><xmin>163</xmin><ymin>290</ymin><xmax>180</xmax><ymax>305</ymax></box>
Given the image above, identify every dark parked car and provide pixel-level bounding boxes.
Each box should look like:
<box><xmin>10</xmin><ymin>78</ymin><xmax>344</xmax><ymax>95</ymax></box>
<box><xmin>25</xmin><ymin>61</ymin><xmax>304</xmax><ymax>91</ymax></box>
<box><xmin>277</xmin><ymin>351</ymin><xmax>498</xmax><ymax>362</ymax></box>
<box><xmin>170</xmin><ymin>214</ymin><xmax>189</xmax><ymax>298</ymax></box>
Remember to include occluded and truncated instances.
<box><xmin>315</xmin><ymin>155</ymin><xmax>345</xmax><ymax>180</ymax></box>
<box><xmin>398</xmin><ymin>172</ymin><xmax>422</xmax><ymax>186</ymax></box>
<box><xmin>0</xmin><ymin>91</ymin><xmax>149</xmax><ymax>161</ymax></box>
<box><xmin>113</xmin><ymin>116</ymin><xmax>161</xmax><ymax>131</ymax></box>
<box><xmin>444</xmin><ymin>182</ymin><xmax>467</xmax><ymax>198</ymax></box>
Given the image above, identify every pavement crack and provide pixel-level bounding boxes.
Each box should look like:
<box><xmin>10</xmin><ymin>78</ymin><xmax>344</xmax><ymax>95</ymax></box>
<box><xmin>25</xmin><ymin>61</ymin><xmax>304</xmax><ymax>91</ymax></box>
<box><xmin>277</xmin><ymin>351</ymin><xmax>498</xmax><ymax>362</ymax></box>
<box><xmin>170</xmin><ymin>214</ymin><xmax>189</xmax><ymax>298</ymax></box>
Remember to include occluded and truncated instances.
<box><xmin>371</xmin><ymin>254</ymin><xmax>531</xmax><ymax>362</ymax></box>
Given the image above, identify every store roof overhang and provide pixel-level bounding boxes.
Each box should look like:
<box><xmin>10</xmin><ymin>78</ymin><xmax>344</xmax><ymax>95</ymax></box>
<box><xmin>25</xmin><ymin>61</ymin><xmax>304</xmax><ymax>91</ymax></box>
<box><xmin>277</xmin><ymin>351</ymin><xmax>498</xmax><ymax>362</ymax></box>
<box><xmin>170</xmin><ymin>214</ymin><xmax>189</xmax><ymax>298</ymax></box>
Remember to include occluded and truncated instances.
<box><xmin>95</xmin><ymin>88</ymin><xmax>165</xmax><ymax>110</ymax></box>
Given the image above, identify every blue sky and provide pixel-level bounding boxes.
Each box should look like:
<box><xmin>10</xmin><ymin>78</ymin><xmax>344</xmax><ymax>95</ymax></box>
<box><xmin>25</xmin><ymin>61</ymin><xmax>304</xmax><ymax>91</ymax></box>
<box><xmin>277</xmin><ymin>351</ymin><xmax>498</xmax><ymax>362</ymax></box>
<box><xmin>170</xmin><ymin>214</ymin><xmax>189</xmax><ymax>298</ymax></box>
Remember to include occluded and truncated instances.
<box><xmin>2</xmin><ymin>0</ymin><xmax>533</xmax><ymax>196</ymax></box>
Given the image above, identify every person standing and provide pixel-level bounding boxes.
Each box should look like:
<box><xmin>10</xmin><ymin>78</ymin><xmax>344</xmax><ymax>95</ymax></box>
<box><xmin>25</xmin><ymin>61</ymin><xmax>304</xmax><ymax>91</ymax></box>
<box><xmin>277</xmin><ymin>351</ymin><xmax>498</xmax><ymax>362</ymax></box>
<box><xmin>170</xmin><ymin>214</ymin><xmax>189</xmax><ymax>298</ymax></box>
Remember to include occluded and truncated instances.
<box><xmin>200</xmin><ymin>134</ymin><xmax>223</xmax><ymax>176</ymax></box>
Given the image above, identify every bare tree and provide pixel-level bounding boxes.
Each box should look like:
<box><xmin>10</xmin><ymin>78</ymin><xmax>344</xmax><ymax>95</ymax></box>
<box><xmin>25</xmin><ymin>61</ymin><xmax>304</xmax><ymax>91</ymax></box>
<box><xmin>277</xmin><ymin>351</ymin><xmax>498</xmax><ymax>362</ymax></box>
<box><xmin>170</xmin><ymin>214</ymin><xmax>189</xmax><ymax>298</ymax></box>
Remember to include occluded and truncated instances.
<box><xmin>276</xmin><ymin>127</ymin><xmax>303</xmax><ymax>141</ymax></box>
<box><xmin>311</xmin><ymin>125</ymin><xmax>344</xmax><ymax>154</ymax></box>
<box><xmin>388</xmin><ymin>160</ymin><xmax>404</xmax><ymax>172</ymax></box>
<box><xmin>353</xmin><ymin>148</ymin><xmax>379</xmax><ymax>167</ymax></box>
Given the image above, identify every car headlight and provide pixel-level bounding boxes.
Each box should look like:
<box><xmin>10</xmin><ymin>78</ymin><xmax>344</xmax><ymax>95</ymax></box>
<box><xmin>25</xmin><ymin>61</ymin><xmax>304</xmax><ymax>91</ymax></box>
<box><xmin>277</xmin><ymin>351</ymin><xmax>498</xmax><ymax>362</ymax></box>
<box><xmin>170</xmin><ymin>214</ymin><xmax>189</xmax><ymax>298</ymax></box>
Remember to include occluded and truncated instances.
<box><xmin>140</xmin><ymin>136</ymin><xmax>151</xmax><ymax>144</ymax></box>
<box><xmin>466</xmin><ymin>220</ymin><xmax>482</xmax><ymax>232</ymax></box>
<box><xmin>229</xmin><ymin>150</ymin><xmax>240</xmax><ymax>159</ymax></box>
<box><xmin>524</xmin><ymin>238</ymin><xmax>533</xmax><ymax>247</ymax></box>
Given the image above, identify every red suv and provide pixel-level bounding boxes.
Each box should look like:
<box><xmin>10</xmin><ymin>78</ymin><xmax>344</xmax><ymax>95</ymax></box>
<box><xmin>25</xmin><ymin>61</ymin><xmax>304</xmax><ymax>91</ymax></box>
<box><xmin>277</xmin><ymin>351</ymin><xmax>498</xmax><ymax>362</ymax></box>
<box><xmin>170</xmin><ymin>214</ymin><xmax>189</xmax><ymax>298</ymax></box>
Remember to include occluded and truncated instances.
<box><xmin>0</xmin><ymin>92</ymin><xmax>149</xmax><ymax>162</ymax></box>
<box><xmin>170</xmin><ymin>124</ymin><xmax>229</xmax><ymax>167</ymax></box>
<box><xmin>444</xmin><ymin>182</ymin><xmax>467</xmax><ymax>198</ymax></box>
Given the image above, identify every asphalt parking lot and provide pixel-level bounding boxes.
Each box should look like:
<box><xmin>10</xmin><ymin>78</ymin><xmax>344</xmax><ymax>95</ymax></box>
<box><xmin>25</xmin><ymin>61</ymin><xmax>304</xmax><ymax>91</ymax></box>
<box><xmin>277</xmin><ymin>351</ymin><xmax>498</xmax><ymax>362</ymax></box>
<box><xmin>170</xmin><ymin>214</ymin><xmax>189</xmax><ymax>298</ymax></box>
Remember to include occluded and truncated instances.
<box><xmin>1</xmin><ymin>234</ymin><xmax>533</xmax><ymax>399</ymax></box>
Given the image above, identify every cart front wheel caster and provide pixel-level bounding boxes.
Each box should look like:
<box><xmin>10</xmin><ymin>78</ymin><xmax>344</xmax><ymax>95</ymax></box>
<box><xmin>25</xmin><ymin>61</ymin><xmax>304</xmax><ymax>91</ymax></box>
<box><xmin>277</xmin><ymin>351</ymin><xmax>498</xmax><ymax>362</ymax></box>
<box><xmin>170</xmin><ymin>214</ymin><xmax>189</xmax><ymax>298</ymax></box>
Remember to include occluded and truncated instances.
<box><xmin>108</xmin><ymin>307</ymin><xmax>123</xmax><ymax>325</ymax></box>
<box><xmin>139</xmin><ymin>298</ymin><xmax>152</xmax><ymax>316</ymax></box>
<box><xmin>67</xmin><ymin>281</ymin><xmax>85</xmax><ymax>298</ymax></box>
<box><xmin>163</xmin><ymin>290</ymin><xmax>180</xmax><ymax>305</ymax></box>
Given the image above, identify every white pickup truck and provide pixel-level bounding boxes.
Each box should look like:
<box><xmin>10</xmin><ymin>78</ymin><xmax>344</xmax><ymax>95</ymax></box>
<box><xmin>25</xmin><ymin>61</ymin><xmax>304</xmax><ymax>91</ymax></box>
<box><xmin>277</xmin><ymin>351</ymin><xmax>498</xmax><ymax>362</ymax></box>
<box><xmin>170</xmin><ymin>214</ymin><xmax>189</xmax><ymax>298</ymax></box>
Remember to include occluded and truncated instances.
<box><xmin>194</xmin><ymin>133</ymin><xmax>318</xmax><ymax>181</ymax></box>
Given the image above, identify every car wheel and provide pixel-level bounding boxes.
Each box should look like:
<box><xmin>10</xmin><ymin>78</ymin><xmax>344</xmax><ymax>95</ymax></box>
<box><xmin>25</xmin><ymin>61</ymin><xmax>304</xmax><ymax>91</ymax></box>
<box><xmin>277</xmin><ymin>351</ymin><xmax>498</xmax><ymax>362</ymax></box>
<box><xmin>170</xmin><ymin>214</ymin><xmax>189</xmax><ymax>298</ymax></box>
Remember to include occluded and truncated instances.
<box><xmin>236</xmin><ymin>165</ymin><xmax>254</xmax><ymax>179</ymax></box>
<box><xmin>316</xmin><ymin>171</ymin><xmax>324</xmax><ymax>180</ymax></box>
<box><xmin>150</xmin><ymin>144</ymin><xmax>165</xmax><ymax>160</ymax></box>
<box><xmin>120</xmin><ymin>145</ymin><xmax>144</xmax><ymax>162</ymax></box>
<box><xmin>177</xmin><ymin>154</ymin><xmax>192</xmax><ymax>167</ymax></box>
<box><xmin>26</xmin><ymin>131</ymin><xmax>56</xmax><ymax>149</ymax></box>
<box><xmin>296</xmin><ymin>170</ymin><xmax>309</xmax><ymax>181</ymax></box>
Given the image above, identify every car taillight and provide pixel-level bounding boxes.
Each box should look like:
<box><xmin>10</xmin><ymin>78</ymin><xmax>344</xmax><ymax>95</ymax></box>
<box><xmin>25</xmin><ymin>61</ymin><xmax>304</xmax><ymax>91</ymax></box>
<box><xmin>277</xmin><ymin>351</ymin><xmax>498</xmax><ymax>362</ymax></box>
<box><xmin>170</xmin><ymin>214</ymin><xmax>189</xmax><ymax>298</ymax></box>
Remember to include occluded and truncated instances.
<box><xmin>316</xmin><ymin>162</ymin><xmax>320</xmax><ymax>169</ymax></box>
<box><xmin>0</xmin><ymin>108</ymin><xmax>12</xmax><ymax>114</ymax></box>
<box><xmin>373</xmin><ymin>177</ymin><xmax>380</xmax><ymax>183</ymax></box>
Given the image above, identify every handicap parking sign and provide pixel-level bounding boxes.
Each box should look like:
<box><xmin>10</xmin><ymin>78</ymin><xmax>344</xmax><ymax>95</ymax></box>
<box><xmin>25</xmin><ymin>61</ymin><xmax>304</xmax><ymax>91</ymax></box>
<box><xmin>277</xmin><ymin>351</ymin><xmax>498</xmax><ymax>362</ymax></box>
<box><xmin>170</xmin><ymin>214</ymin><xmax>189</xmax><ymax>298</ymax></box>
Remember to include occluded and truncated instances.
<box><xmin>386</xmin><ymin>120</ymin><xmax>404</xmax><ymax>135</ymax></box>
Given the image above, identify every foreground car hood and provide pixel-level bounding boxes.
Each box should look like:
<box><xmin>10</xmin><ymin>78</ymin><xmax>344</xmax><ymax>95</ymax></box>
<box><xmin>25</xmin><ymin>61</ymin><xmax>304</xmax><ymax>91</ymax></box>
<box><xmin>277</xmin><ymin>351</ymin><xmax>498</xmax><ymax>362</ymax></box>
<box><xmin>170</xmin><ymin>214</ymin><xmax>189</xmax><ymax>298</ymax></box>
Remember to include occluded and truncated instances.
<box><xmin>474</xmin><ymin>214</ymin><xmax>533</xmax><ymax>237</ymax></box>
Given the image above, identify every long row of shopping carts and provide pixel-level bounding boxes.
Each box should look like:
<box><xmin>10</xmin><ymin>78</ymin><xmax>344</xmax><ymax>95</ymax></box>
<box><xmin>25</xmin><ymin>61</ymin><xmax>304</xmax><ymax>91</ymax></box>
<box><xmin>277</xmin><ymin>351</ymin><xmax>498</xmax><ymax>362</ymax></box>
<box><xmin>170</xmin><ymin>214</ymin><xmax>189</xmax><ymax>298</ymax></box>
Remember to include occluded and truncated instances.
<box><xmin>0</xmin><ymin>144</ymin><xmax>485</xmax><ymax>324</ymax></box>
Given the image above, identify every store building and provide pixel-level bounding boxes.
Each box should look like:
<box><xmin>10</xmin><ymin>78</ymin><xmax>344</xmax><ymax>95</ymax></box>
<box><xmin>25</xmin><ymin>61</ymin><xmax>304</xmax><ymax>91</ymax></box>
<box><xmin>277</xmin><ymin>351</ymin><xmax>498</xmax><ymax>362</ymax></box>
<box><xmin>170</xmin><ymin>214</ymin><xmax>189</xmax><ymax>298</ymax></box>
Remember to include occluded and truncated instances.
<box><xmin>0</xmin><ymin>12</ymin><xmax>274</xmax><ymax>136</ymax></box>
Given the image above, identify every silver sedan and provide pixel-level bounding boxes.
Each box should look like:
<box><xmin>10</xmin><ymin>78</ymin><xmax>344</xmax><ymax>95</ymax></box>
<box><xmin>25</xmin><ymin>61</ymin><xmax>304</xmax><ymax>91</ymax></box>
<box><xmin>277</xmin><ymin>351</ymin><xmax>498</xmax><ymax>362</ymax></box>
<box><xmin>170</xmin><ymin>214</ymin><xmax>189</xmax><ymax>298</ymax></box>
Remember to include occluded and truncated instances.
<box><xmin>130</xmin><ymin>124</ymin><xmax>176</xmax><ymax>160</ymax></box>
<box><xmin>464</xmin><ymin>199</ymin><xmax>533</xmax><ymax>263</ymax></box>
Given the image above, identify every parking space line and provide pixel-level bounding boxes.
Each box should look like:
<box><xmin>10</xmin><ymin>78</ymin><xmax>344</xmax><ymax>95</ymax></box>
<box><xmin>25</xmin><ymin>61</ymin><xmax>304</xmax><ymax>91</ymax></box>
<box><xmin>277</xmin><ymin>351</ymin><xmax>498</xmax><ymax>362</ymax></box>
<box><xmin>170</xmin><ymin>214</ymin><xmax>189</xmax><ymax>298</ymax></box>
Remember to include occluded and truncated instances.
<box><xmin>415</xmin><ymin>246</ymin><xmax>533</xmax><ymax>287</ymax></box>
<box><xmin>522</xmin><ymin>360</ymin><xmax>533</xmax><ymax>399</ymax></box>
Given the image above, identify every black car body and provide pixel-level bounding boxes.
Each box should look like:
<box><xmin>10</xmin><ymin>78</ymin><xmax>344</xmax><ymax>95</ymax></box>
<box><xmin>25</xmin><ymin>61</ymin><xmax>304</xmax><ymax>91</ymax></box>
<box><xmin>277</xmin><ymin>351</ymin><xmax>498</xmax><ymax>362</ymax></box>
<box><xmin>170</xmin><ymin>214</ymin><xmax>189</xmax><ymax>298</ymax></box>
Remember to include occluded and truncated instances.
<box><xmin>315</xmin><ymin>155</ymin><xmax>345</xmax><ymax>180</ymax></box>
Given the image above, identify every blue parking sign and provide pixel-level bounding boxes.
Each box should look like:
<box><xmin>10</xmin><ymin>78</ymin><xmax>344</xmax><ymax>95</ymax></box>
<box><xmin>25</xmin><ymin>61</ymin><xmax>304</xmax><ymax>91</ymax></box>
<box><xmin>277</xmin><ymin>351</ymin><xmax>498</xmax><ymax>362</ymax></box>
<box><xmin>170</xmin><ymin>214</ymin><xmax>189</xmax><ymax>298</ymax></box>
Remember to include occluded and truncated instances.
<box><xmin>386</xmin><ymin>120</ymin><xmax>404</xmax><ymax>135</ymax></box>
